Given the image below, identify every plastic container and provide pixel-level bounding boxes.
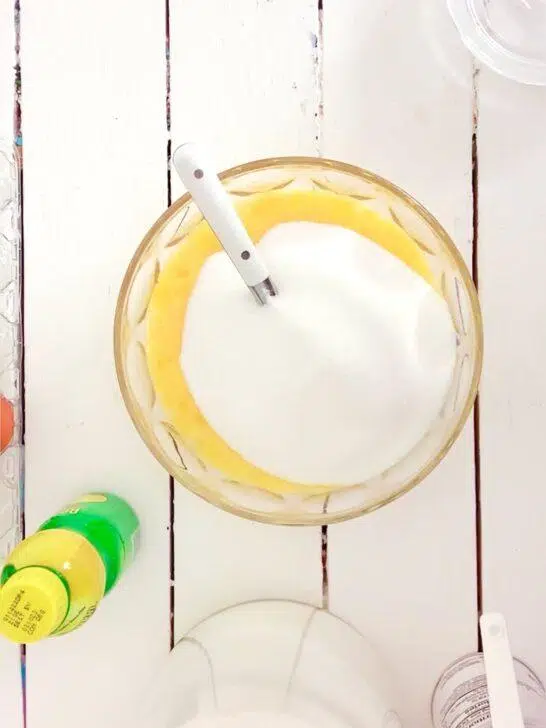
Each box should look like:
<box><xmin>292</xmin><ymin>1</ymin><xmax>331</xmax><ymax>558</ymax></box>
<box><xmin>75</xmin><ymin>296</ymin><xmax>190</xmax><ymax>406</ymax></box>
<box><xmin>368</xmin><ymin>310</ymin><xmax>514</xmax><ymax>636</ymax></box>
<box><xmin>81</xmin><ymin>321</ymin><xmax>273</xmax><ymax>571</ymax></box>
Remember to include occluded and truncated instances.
<box><xmin>115</xmin><ymin>156</ymin><xmax>482</xmax><ymax>525</ymax></box>
<box><xmin>0</xmin><ymin>140</ymin><xmax>22</xmax><ymax>560</ymax></box>
<box><xmin>139</xmin><ymin>600</ymin><xmax>402</xmax><ymax>728</ymax></box>
<box><xmin>448</xmin><ymin>0</ymin><xmax>546</xmax><ymax>85</ymax></box>
<box><xmin>0</xmin><ymin>492</ymin><xmax>139</xmax><ymax>643</ymax></box>
<box><xmin>432</xmin><ymin>653</ymin><xmax>546</xmax><ymax>728</ymax></box>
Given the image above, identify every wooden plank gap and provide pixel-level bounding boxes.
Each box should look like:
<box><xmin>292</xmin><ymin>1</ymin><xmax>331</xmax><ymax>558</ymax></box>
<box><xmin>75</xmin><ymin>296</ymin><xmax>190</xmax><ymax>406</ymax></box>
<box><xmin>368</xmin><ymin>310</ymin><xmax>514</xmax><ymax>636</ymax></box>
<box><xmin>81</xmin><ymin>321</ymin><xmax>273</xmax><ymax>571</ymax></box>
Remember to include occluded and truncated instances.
<box><xmin>14</xmin><ymin>0</ymin><xmax>24</xmax><ymax>495</ymax></box>
<box><xmin>164</xmin><ymin>0</ymin><xmax>175</xmax><ymax>653</ymax></box>
<box><xmin>471</xmin><ymin>62</ymin><xmax>483</xmax><ymax>651</ymax></box>
<box><xmin>316</xmin><ymin>0</ymin><xmax>326</xmax><ymax>609</ymax></box>
<box><xmin>20</xmin><ymin>645</ymin><xmax>26</xmax><ymax>728</ymax></box>
<box><xmin>321</xmin><ymin>524</ymin><xmax>329</xmax><ymax>609</ymax></box>
<box><xmin>314</xmin><ymin>0</ymin><xmax>324</xmax><ymax>154</ymax></box>
<box><xmin>165</xmin><ymin>0</ymin><xmax>172</xmax><ymax>208</ymax></box>
<box><xmin>169</xmin><ymin>476</ymin><xmax>175</xmax><ymax>650</ymax></box>
<box><xmin>14</xmin><ymin>2</ymin><xmax>26</xmax><ymax>724</ymax></box>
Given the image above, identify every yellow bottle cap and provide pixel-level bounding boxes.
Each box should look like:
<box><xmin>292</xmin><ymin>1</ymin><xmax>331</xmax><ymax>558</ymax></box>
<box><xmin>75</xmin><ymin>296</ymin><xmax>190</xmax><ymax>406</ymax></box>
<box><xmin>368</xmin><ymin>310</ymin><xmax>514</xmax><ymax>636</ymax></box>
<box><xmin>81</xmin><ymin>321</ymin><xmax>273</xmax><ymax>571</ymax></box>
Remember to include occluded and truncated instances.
<box><xmin>0</xmin><ymin>567</ymin><xmax>69</xmax><ymax>643</ymax></box>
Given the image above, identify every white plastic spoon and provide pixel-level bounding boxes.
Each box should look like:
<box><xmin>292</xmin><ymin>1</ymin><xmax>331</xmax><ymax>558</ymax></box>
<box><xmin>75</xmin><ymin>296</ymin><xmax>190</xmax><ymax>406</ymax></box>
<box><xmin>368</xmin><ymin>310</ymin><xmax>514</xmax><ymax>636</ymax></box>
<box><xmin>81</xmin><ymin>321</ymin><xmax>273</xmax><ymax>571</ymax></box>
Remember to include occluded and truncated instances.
<box><xmin>173</xmin><ymin>142</ymin><xmax>277</xmax><ymax>305</ymax></box>
<box><xmin>480</xmin><ymin>613</ymin><xmax>525</xmax><ymax>728</ymax></box>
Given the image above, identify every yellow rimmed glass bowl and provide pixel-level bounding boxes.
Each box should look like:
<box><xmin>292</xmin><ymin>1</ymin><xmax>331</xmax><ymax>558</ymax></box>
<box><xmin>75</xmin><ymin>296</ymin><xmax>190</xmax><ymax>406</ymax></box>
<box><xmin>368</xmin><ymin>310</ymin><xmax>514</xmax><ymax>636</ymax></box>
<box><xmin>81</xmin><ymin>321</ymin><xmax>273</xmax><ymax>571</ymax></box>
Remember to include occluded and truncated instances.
<box><xmin>114</xmin><ymin>157</ymin><xmax>483</xmax><ymax>525</ymax></box>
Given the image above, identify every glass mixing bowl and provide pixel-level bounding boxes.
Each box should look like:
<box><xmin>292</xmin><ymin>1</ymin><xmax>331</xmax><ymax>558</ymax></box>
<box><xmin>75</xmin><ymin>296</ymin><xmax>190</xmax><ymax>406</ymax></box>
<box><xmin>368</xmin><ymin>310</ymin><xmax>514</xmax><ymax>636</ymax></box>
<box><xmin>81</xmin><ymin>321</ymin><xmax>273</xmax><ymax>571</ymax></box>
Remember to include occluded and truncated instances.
<box><xmin>138</xmin><ymin>600</ymin><xmax>400</xmax><ymax>728</ymax></box>
<box><xmin>114</xmin><ymin>157</ymin><xmax>483</xmax><ymax>525</ymax></box>
<box><xmin>448</xmin><ymin>0</ymin><xmax>546</xmax><ymax>84</ymax></box>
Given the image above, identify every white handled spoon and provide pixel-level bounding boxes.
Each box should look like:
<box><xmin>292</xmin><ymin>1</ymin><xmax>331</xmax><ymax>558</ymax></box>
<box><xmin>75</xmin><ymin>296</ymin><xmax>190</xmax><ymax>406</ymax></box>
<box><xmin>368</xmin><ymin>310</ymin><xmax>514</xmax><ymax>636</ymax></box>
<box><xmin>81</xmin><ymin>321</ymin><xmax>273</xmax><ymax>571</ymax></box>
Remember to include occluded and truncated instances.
<box><xmin>480</xmin><ymin>613</ymin><xmax>525</xmax><ymax>728</ymax></box>
<box><xmin>173</xmin><ymin>142</ymin><xmax>277</xmax><ymax>305</ymax></box>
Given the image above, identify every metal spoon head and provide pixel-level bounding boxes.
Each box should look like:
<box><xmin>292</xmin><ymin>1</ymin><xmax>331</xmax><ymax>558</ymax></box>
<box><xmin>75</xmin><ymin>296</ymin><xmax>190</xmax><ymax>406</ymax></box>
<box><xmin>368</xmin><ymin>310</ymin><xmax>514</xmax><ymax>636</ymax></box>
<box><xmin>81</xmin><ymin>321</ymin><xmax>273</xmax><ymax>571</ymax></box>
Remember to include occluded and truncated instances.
<box><xmin>250</xmin><ymin>277</ymin><xmax>278</xmax><ymax>305</ymax></box>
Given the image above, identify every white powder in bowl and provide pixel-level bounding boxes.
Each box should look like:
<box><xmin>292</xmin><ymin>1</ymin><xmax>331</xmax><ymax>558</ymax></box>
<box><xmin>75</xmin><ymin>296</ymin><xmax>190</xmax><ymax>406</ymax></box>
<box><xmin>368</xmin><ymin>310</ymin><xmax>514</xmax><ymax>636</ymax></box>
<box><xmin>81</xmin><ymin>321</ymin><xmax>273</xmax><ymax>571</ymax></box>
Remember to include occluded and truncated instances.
<box><xmin>181</xmin><ymin>222</ymin><xmax>456</xmax><ymax>487</ymax></box>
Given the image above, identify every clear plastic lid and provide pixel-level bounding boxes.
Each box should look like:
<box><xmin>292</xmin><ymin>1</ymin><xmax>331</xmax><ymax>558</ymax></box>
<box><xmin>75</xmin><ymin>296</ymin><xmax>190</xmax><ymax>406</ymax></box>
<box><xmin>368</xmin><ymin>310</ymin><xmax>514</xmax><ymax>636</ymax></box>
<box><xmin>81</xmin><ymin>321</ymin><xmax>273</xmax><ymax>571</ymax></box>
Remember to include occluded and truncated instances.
<box><xmin>448</xmin><ymin>0</ymin><xmax>546</xmax><ymax>85</ymax></box>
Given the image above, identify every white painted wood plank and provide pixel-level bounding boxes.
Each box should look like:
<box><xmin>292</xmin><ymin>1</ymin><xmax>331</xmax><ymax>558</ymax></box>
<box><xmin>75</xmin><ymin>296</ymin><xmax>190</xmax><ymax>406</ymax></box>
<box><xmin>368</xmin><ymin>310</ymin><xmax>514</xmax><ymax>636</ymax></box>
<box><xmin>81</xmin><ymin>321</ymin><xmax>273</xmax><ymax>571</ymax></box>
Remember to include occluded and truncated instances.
<box><xmin>170</xmin><ymin>0</ymin><xmax>320</xmax><ymax>190</ymax></box>
<box><xmin>477</xmin><ymin>68</ymin><xmax>546</xmax><ymax>684</ymax></box>
<box><xmin>170</xmin><ymin>0</ymin><xmax>323</xmax><ymax>639</ymax></box>
<box><xmin>0</xmin><ymin>1</ymin><xmax>23</xmax><ymax>725</ymax></box>
<box><xmin>322</xmin><ymin>2</ymin><xmax>477</xmax><ymax>725</ymax></box>
<box><xmin>173</xmin><ymin>491</ymin><xmax>323</xmax><ymax>636</ymax></box>
<box><xmin>21</xmin><ymin>2</ymin><xmax>169</xmax><ymax>727</ymax></box>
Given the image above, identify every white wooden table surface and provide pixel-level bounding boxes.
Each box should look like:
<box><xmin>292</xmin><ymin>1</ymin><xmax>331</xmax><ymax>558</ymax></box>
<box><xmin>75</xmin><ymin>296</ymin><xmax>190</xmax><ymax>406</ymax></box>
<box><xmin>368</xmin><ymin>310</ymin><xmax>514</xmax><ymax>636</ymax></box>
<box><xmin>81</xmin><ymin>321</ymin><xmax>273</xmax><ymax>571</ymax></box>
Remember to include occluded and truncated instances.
<box><xmin>1</xmin><ymin>1</ymin><xmax>546</xmax><ymax>727</ymax></box>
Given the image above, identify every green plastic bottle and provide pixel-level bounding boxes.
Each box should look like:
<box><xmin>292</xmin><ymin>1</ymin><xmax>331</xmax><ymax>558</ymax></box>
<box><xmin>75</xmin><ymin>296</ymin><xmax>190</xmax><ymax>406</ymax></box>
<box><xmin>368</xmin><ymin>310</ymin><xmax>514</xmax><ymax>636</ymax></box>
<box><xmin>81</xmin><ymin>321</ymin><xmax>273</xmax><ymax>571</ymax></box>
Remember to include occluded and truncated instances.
<box><xmin>0</xmin><ymin>493</ymin><xmax>139</xmax><ymax>643</ymax></box>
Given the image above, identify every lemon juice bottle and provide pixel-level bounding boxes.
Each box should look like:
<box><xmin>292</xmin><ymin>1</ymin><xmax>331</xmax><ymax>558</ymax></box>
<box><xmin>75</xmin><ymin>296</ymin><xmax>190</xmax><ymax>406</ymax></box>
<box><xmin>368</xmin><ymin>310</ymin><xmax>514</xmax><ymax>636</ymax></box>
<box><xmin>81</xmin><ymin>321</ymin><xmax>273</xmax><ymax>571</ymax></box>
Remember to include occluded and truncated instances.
<box><xmin>0</xmin><ymin>493</ymin><xmax>139</xmax><ymax>643</ymax></box>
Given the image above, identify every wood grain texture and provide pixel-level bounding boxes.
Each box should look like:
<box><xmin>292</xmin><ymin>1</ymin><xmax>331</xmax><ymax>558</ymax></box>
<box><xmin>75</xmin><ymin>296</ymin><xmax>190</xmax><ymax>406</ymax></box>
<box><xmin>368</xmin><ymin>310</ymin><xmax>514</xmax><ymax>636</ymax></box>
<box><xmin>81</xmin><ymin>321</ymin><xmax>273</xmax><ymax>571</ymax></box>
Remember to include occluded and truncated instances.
<box><xmin>169</xmin><ymin>0</ymin><xmax>324</xmax><ymax>640</ymax></box>
<box><xmin>322</xmin><ymin>1</ymin><xmax>478</xmax><ymax>725</ymax></box>
<box><xmin>20</xmin><ymin>2</ymin><xmax>169</xmax><ymax>727</ymax></box>
<box><xmin>477</xmin><ymin>67</ymin><xmax>546</xmax><ymax>685</ymax></box>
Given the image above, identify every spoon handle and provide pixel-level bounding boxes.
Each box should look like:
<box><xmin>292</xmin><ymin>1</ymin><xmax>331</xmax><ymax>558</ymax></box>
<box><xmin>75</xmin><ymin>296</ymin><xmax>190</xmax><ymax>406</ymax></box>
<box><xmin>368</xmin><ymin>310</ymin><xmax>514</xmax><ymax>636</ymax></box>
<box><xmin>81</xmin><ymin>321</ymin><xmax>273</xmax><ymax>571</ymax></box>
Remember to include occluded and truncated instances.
<box><xmin>173</xmin><ymin>143</ymin><xmax>276</xmax><ymax>304</ymax></box>
<box><xmin>480</xmin><ymin>613</ymin><xmax>525</xmax><ymax>728</ymax></box>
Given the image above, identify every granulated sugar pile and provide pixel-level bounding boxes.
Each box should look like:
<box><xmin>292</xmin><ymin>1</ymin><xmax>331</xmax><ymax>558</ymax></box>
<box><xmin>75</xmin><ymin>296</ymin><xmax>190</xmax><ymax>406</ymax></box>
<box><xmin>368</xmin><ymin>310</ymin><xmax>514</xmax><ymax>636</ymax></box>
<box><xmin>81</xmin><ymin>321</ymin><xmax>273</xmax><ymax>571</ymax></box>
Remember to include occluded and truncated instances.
<box><xmin>181</xmin><ymin>222</ymin><xmax>456</xmax><ymax>486</ymax></box>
